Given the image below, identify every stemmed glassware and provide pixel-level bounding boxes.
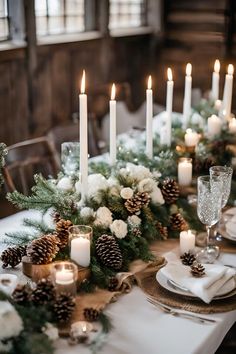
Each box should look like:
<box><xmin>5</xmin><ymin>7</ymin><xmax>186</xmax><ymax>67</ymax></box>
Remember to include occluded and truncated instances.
<box><xmin>196</xmin><ymin>175</ymin><xmax>223</xmax><ymax>263</ymax></box>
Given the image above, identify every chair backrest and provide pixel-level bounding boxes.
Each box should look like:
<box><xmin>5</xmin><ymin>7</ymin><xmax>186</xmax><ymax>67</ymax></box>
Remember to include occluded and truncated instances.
<box><xmin>3</xmin><ymin>136</ymin><xmax>60</xmax><ymax>194</ymax></box>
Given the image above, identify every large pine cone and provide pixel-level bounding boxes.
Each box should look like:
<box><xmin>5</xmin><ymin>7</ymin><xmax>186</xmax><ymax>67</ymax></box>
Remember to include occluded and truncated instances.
<box><xmin>180</xmin><ymin>252</ymin><xmax>196</xmax><ymax>266</ymax></box>
<box><xmin>125</xmin><ymin>192</ymin><xmax>150</xmax><ymax>214</ymax></box>
<box><xmin>27</xmin><ymin>234</ymin><xmax>59</xmax><ymax>265</ymax></box>
<box><xmin>83</xmin><ymin>307</ymin><xmax>100</xmax><ymax>322</ymax></box>
<box><xmin>161</xmin><ymin>179</ymin><xmax>180</xmax><ymax>204</ymax></box>
<box><xmin>53</xmin><ymin>292</ymin><xmax>75</xmax><ymax>323</ymax></box>
<box><xmin>12</xmin><ymin>284</ymin><xmax>31</xmax><ymax>305</ymax></box>
<box><xmin>1</xmin><ymin>245</ymin><xmax>27</xmax><ymax>268</ymax></box>
<box><xmin>170</xmin><ymin>213</ymin><xmax>188</xmax><ymax>231</ymax></box>
<box><xmin>96</xmin><ymin>234</ymin><xmax>123</xmax><ymax>270</ymax></box>
<box><xmin>31</xmin><ymin>278</ymin><xmax>56</xmax><ymax>305</ymax></box>
<box><xmin>55</xmin><ymin>219</ymin><xmax>73</xmax><ymax>249</ymax></box>
<box><xmin>190</xmin><ymin>263</ymin><xmax>205</xmax><ymax>277</ymax></box>
<box><xmin>156</xmin><ymin>221</ymin><xmax>168</xmax><ymax>240</ymax></box>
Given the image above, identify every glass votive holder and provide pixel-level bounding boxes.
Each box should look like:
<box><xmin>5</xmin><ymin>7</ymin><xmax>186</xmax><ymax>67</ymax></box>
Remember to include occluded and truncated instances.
<box><xmin>51</xmin><ymin>261</ymin><xmax>78</xmax><ymax>296</ymax></box>
<box><xmin>61</xmin><ymin>142</ymin><xmax>80</xmax><ymax>176</ymax></box>
<box><xmin>178</xmin><ymin>157</ymin><xmax>193</xmax><ymax>187</ymax></box>
<box><xmin>69</xmin><ymin>225</ymin><xmax>92</xmax><ymax>268</ymax></box>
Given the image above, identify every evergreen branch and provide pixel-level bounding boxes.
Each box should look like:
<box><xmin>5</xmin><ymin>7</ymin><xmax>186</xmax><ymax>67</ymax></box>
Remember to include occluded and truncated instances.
<box><xmin>4</xmin><ymin>231</ymin><xmax>37</xmax><ymax>245</ymax></box>
<box><xmin>22</xmin><ymin>218</ymin><xmax>54</xmax><ymax>234</ymax></box>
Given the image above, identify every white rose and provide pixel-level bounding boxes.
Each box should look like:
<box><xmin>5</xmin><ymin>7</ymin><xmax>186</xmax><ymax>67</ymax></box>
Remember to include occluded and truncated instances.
<box><xmin>138</xmin><ymin>178</ymin><xmax>156</xmax><ymax>193</ymax></box>
<box><xmin>120</xmin><ymin>187</ymin><xmax>134</xmax><ymax>199</ymax></box>
<box><xmin>94</xmin><ymin>207</ymin><xmax>113</xmax><ymax>227</ymax></box>
<box><xmin>150</xmin><ymin>185</ymin><xmax>165</xmax><ymax>205</ymax></box>
<box><xmin>126</xmin><ymin>163</ymin><xmax>152</xmax><ymax>181</ymax></box>
<box><xmin>80</xmin><ymin>207</ymin><xmax>94</xmax><ymax>219</ymax></box>
<box><xmin>0</xmin><ymin>301</ymin><xmax>23</xmax><ymax>340</ymax></box>
<box><xmin>128</xmin><ymin>215</ymin><xmax>141</xmax><ymax>226</ymax></box>
<box><xmin>57</xmin><ymin>176</ymin><xmax>73</xmax><ymax>191</ymax></box>
<box><xmin>110</xmin><ymin>219</ymin><xmax>128</xmax><ymax>239</ymax></box>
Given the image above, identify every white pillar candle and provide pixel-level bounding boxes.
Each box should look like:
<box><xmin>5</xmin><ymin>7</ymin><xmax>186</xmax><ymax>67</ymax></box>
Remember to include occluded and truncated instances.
<box><xmin>146</xmin><ymin>75</ymin><xmax>153</xmax><ymax>159</ymax></box>
<box><xmin>229</xmin><ymin>117</ymin><xmax>236</xmax><ymax>133</ymax></box>
<box><xmin>207</xmin><ymin>114</ymin><xmax>222</xmax><ymax>137</ymax></box>
<box><xmin>55</xmin><ymin>269</ymin><xmax>74</xmax><ymax>285</ymax></box>
<box><xmin>211</xmin><ymin>59</ymin><xmax>220</xmax><ymax>101</ymax></box>
<box><xmin>221</xmin><ymin>64</ymin><xmax>234</xmax><ymax>120</ymax></box>
<box><xmin>180</xmin><ymin>230</ymin><xmax>195</xmax><ymax>255</ymax></box>
<box><xmin>110</xmin><ymin>83</ymin><xmax>116</xmax><ymax>166</ymax></box>
<box><xmin>71</xmin><ymin>237</ymin><xmax>90</xmax><ymax>267</ymax></box>
<box><xmin>184</xmin><ymin>128</ymin><xmax>199</xmax><ymax>147</ymax></box>
<box><xmin>178</xmin><ymin>158</ymin><xmax>192</xmax><ymax>186</ymax></box>
<box><xmin>166</xmin><ymin>68</ymin><xmax>174</xmax><ymax>147</ymax></box>
<box><xmin>182</xmin><ymin>63</ymin><xmax>192</xmax><ymax>128</ymax></box>
<box><xmin>79</xmin><ymin>70</ymin><xmax>88</xmax><ymax>201</ymax></box>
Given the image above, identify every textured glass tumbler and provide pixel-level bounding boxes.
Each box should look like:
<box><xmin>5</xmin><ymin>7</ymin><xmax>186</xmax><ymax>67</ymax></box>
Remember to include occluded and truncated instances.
<box><xmin>61</xmin><ymin>142</ymin><xmax>80</xmax><ymax>176</ymax></box>
<box><xmin>51</xmin><ymin>261</ymin><xmax>78</xmax><ymax>296</ymax></box>
<box><xmin>196</xmin><ymin>175</ymin><xmax>223</xmax><ymax>263</ymax></box>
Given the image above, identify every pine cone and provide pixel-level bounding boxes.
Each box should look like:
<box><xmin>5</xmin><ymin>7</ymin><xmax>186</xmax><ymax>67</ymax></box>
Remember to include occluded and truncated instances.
<box><xmin>12</xmin><ymin>284</ymin><xmax>31</xmax><ymax>305</ymax></box>
<box><xmin>96</xmin><ymin>234</ymin><xmax>123</xmax><ymax>270</ymax></box>
<box><xmin>161</xmin><ymin>179</ymin><xmax>180</xmax><ymax>204</ymax></box>
<box><xmin>108</xmin><ymin>276</ymin><xmax>119</xmax><ymax>291</ymax></box>
<box><xmin>1</xmin><ymin>245</ymin><xmax>27</xmax><ymax>268</ymax></box>
<box><xmin>53</xmin><ymin>293</ymin><xmax>75</xmax><ymax>323</ymax></box>
<box><xmin>27</xmin><ymin>234</ymin><xmax>59</xmax><ymax>265</ymax></box>
<box><xmin>180</xmin><ymin>252</ymin><xmax>196</xmax><ymax>266</ymax></box>
<box><xmin>170</xmin><ymin>213</ymin><xmax>188</xmax><ymax>231</ymax></box>
<box><xmin>125</xmin><ymin>192</ymin><xmax>150</xmax><ymax>214</ymax></box>
<box><xmin>156</xmin><ymin>221</ymin><xmax>168</xmax><ymax>240</ymax></box>
<box><xmin>53</xmin><ymin>212</ymin><xmax>61</xmax><ymax>223</ymax></box>
<box><xmin>190</xmin><ymin>262</ymin><xmax>205</xmax><ymax>277</ymax></box>
<box><xmin>55</xmin><ymin>219</ymin><xmax>73</xmax><ymax>249</ymax></box>
<box><xmin>83</xmin><ymin>307</ymin><xmax>100</xmax><ymax>322</ymax></box>
<box><xmin>31</xmin><ymin>278</ymin><xmax>56</xmax><ymax>305</ymax></box>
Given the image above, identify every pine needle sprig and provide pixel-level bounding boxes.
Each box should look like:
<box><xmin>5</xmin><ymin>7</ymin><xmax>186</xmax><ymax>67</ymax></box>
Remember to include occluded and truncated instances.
<box><xmin>22</xmin><ymin>218</ymin><xmax>54</xmax><ymax>234</ymax></box>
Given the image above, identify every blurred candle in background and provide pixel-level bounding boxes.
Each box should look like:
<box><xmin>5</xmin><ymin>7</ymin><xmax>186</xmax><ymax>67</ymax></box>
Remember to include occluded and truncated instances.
<box><xmin>221</xmin><ymin>64</ymin><xmax>234</xmax><ymax>121</ymax></box>
<box><xmin>211</xmin><ymin>59</ymin><xmax>220</xmax><ymax>101</ymax></box>
<box><xmin>183</xmin><ymin>63</ymin><xmax>192</xmax><ymax>128</ymax></box>
<box><xmin>110</xmin><ymin>83</ymin><xmax>116</xmax><ymax>166</ymax></box>
<box><xmin>166</xmin><ymin>68</ymin><xmax>173</xmax><ymax>147</ymax></box>
<box><xmin>146</xmin><ymin>75</ymin><xmax>153</xmax><ymax>159</ymax></box>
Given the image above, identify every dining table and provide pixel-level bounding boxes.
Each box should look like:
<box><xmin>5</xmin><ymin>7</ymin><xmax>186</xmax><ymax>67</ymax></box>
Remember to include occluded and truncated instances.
<box><xmin>0</xmin><ymin>209</ymin><xmax>235</xmax><ymax>354</ymax></box>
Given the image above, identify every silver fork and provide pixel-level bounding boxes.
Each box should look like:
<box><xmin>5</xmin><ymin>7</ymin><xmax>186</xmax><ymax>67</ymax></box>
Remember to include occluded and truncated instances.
<box><xmin>147</xmin><ymin>297</ymin><xmax>217</xmax><ymax>324</ymax></box>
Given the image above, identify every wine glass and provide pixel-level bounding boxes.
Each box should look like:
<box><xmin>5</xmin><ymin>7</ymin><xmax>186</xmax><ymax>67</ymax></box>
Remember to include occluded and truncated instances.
<box><xmin>209</xmin><ymin>166</ymin><xmax>233</xmax><ymax>241</ymax></box>
<box><xmin>196</xmin><ymin>175</ymin><xmax>223</xmax><ymax>263</ymax></box>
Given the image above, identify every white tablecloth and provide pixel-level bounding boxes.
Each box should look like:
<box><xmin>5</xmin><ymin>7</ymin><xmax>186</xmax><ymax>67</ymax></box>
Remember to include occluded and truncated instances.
<box><xmin>0</xmin><ymin>210</ymin><xmax>235</xmax><ymax>354</ymax></box>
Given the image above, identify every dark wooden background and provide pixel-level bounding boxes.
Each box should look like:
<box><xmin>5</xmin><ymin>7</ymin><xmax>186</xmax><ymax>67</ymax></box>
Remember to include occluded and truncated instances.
<box><xmin>0</xmin><ymin>0</ymin><xmax>236</xmax><ymax>146</ymax></box>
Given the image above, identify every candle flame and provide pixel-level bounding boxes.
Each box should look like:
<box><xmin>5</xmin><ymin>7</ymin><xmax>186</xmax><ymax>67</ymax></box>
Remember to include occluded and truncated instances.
<box><xmin>82</xmin><ymin>325</ymin><xmax>87</xmax><ymax>333</ymax></box>
<box><xmin>186</xmin><ymin>63</ymin><xmax>192</xmax><ymax>76</ymax></box>
<box><xmin>147</xmin><ymin>75</ymin><xmax>152</xmax><ymax>89</ymax></box>
<box><xmin>187</xmin><ymin>230</ymin><xmax>192</xmax><ymax>236</ymax></box>
<box><xmin>81</xmin><ymin>70</ymin><xmax>85</xmax><ymax>94</ymax></box>
<box><xmin>186</xmin><ymin>128</ymin><xmax>192</xmax><ymax>134</ymax></box>
<box><xmin>167</xmin><ymin>68</ymin><xmax>173</xmax><ymax>81</ymax></box>
<box><xmin>228</xmin><ymin>64</ymin><xmax>234</xmax><ymax>75</ymax></box>
<box><xmin>111</xmin><ymin>83</ymin><xmax>116</xmax><ymax>100</ymax></box>
<box><xmin>214</xmin><ymin>59</ymin><xmax>220</xmax><ymax>73</ymax></box>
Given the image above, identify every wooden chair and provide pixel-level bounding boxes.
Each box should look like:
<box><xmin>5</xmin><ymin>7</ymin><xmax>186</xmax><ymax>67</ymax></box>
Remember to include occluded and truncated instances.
<box><xmin>3</xmin><ymin>136</ymin><xmax>60</xmax><ymax>194</ymax></box>
<box><xmin>47</xmin><ymin>119</ymin><xmax>100</xmax><ymax>159</ymax></box>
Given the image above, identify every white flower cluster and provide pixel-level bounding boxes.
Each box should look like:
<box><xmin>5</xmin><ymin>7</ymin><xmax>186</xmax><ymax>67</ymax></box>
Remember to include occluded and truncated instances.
<box><xmin>120</xmin><ymin>163</ymin><xmax>152</xmax><ymax>182</ymax></box>
<box><xmin>110</xmin><ymin>219</ymin><xmax>128</xmax><ymax>239</ymax></box>
<box><xmin>0</xmin><ymin>301</ymin><xmax>23</xmax><ymax>341</ymax></box>
<box><xmin>94</xmin><ymin>207</ymin><xmax>113</xmax><ymax>227</ymax></box>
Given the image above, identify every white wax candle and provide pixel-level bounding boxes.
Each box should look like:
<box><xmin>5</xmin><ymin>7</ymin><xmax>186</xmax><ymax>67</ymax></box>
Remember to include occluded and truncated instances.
<box><xmin>221</xmin><ymin>64</ymin><xmax>234</xmax><ymax>120</ymax></box>
<box><xmin>180</xmin><ymin>230</ymin><xmax>195</xmax><ymax>255</ymax></box>
<box><xmin>207</xmin><ymin>114</ymin><xmax>222</xmax><ymax>137</ymax></box>
<box><xmin>211</xmin><ymin>59</ymin><xmax>220</xmax><ymax>101</ymax></box>
<box><xmin>214</xmin><ymin>99</ymin><xmax>222</xmax><ymax>111</ymax></box>
<box><xmin>166</xmin><ymin>68</ymin><xmax>174</xmax><ymax>147</ymax></box>
<box><xmin>110</xmin><ymin>83</ymin><xmax>116</xmax><ymax>166</ymax></box>
<box><xmin>71</xmin><ymin>237</ymin><xmax>90</xmax><ymax>267</ymax></box>
<box><xmin>184</xmin><ymin>128</ymin><xmax>199</xmax><ymax>147</ymax></box>
<box><xmin>182</xmin><ymin>63</ymin><xmax>192</xmax><ymax>128</ymax></box>
<box><xmin>79</xmin><ymin>70</ymin><xmax>88</xmax><ymax>200</ymax></box>
<box><xmin>229</xmin><ymin>117</ymin><xmax>236</xmax><ymax>133</ymax></box>
<box><xmin>178</xmin><ymin>159</ymin><xmax>192</xmax><ymax>186</ymax></box>
<box><xmin>146</xmin><ymin>75</ymin><xmax>153</xmax><ymax>159</ymax></box>
<box><xmin>56</xmin><ymin>269</ymin><xmax>74</xmax><ymax>285</ymax></box>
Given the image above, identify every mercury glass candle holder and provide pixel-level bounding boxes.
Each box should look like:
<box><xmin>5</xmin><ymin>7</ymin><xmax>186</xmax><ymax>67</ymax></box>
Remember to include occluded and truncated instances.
<box><xmin>51</xmin><ymin>261</ymin><xmax>78</xmax><ymax>296</ymax></box>
<box><xmin>69</xmin><ymin>225</ymin><xmax>92</xmax><ymax>268</ymax></box>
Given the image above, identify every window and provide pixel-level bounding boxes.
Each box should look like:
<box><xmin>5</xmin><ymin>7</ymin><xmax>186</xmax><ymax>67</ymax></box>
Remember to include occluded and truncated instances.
<box><xmin>109</xmin><ymin>0</ymin><xmax>147</xmax><ymax>30</ymax></box>
<box><xmin>35</xmin><ymin>0</ymin><xmax>84</xmax><ymax>36</ymax></box>
<box><xmin>0</xmin><ymin>0</ymin><xmax>9</xmax><ymax>41</ymax></box>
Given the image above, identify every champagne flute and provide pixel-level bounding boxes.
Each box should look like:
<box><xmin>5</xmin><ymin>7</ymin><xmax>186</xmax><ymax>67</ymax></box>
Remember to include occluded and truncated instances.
<box><xmin>196</xmin><ymin>175</ymin><xmax>223</xmax><ymax>263</ymax></box>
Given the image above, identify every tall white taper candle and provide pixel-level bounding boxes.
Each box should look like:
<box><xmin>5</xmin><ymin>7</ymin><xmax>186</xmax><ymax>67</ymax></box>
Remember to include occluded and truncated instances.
<box><xmin>221</xmin><ymin>64</ymin><xmax>234</xmax><ymax>121</ymax></box>
<box><xmin>211</xmin><ymin>59</ymin><xmax>220</xmax><ymax>101</ymax></box>
<box><xmin>182</xmin><ymin>63</ymin><xmax>192</xmax><ymax>128</ymax></box>
<box><xmin>146</xmin><ymin>75</ymin><xmax>153</xmax><ymax>159</ymax></box>
<box><xmin>110</xmin><ymin>83</ymin><xmax>116</xmax><ymax>166</ymax></box>
<box><xmin>166</xmin><ymin>68</ymin><xmax>173</xmax><ymax>147</ymax></box>
<box><xmin>79</xmin><ymin>70</ymin><xmax>88</xmax><ymax>200</ymax></box>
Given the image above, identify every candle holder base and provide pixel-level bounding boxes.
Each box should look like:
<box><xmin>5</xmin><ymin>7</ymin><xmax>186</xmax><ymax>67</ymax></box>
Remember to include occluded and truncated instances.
<box><xmin>22</xmin><ymin>256</ymin><xmax>52</xmax><ymax>282</ymax></box>
<box><xmin>77</xmin><ymin>265</ymin><xmax>91</xmax><ymax>286</ymax></box>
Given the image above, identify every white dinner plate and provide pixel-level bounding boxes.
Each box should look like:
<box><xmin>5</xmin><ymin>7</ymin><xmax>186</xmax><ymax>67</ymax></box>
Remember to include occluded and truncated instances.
<box><xmin>219</xmin><ymin>228</ymin><xmax>236</xmax><ymax>243</ymax></box>
<box><xmin>156</xmin><ymin>271</ymin><xmax>236</xmax><ymax>301</ymax></box>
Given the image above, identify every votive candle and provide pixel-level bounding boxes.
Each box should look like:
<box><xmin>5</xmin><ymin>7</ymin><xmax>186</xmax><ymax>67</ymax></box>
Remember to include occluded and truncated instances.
<box><xmin>178</xmin><ymin>158</ymin><xmax>192</xmax><ymax>186</ymax></box>
<box><xmin>180</xmin><ymin>230</ymin><xmax>195</xmax><ymax>255</ymax></box>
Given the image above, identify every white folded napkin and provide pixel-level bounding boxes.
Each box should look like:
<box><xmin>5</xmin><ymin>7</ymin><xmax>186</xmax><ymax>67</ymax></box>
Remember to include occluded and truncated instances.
<box><xmin>225</xmin><ymin>221</ymin><xmax>236</xmax><ymax>238</ymax></box>
<box><xmin>161</xmin><ymin>262</ymin><xmax>236</xmax><ymax>304</ymax></box>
